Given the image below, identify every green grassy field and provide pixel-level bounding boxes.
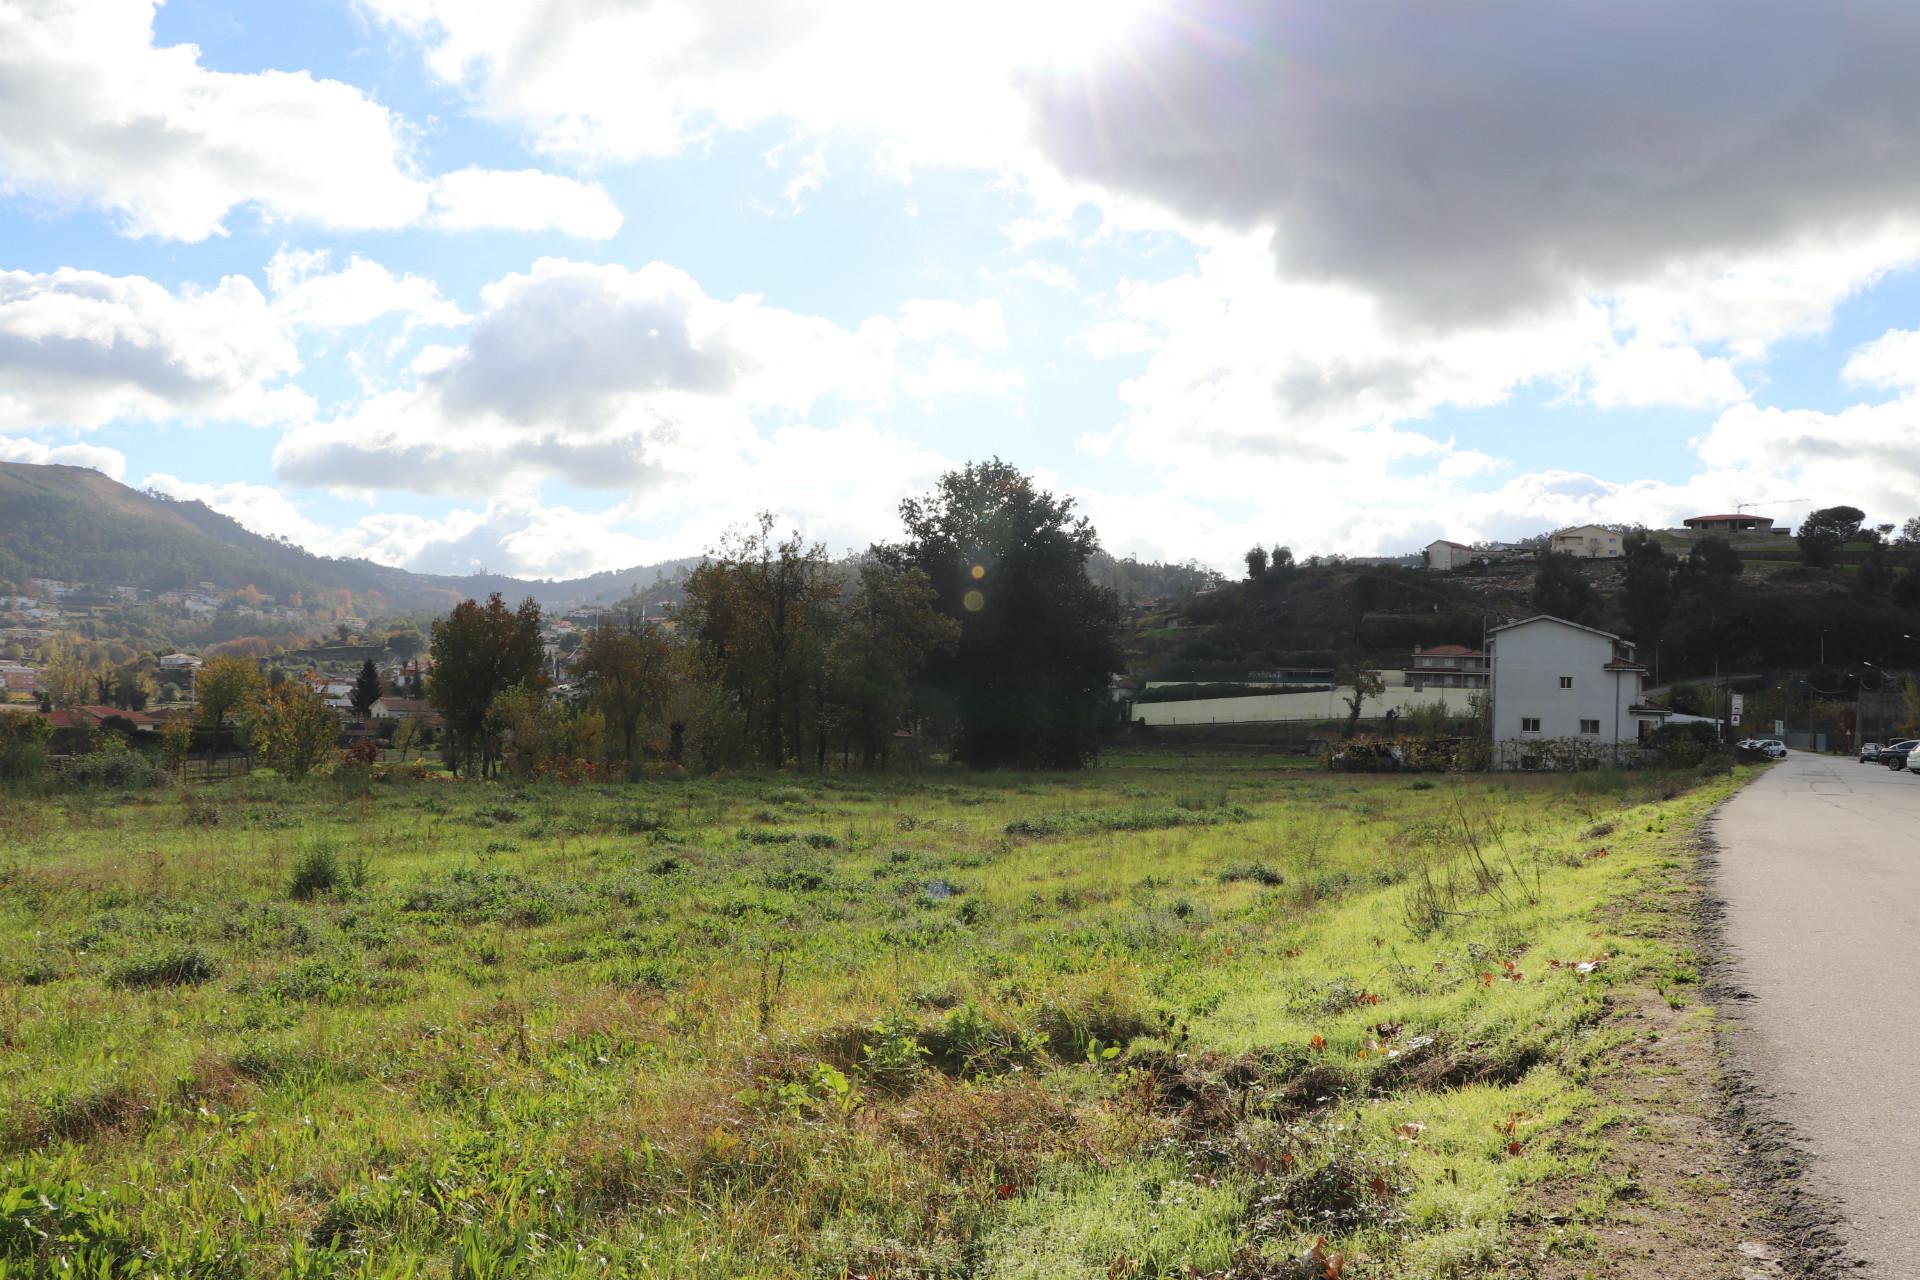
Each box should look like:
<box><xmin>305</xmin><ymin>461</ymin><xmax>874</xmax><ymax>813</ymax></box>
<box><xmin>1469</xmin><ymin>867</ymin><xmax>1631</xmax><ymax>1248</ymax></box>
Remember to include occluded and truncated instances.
<box><xmin>0</xmin><ymin>759</ymin><xmax>1745</xmax><ymax>1278</ymax></box>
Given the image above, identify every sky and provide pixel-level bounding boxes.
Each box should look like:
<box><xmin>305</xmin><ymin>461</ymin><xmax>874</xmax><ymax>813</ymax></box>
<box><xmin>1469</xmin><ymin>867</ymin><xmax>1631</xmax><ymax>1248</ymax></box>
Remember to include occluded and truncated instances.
<box><xmin>4</xmin><ymin>0</ymin><xmax>1920</xmax><ymax>580</ymax></box>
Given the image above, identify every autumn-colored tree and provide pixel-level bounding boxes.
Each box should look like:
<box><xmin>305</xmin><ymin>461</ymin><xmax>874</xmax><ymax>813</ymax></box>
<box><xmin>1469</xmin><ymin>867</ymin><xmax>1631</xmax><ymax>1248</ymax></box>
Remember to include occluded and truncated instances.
<box><xmin>249</xmin><ymin>683</ymin><xmax>339</xmax><ymax>780</ymax></box>
<box><xmin>38</xmin><ymin>638</ymin><xmax>96</xmax><ymax>709</ymax></box>
<box><xmin>575</xmin><ymin>614</ymin><xmax>674</xmax><ymax>772</ymax></box>
<box><xmin>196</xmin><ymin>656</ymin><xmax>262</xmax><ymax>732</ymax></box>
<box><xmin>158</xmin><ymin>716</ymin><xmax>194</xmax><ymax>773</ymax></box>
<box><xmin>427</xmin><ymin>593</ymin><xmax>545</xmax><ymax>776</ymax></box>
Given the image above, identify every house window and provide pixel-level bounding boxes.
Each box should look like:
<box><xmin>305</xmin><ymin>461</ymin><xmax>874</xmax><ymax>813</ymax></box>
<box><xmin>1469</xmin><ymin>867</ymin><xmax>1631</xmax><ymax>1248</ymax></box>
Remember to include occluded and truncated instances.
<box><xmin>1580</xmin><ymin>719</ymin><xmax>1601</xmax><ymax>735</ymax></box>
<box><xmin>1559</xmin><ymin>676</ymin><xmax>1573</xmax><ymax>689</ymax></box>
<box><xmin>1521</xmin><ymin>717</ymin><xmax>1542</xmax><ymax>733</ymax></box>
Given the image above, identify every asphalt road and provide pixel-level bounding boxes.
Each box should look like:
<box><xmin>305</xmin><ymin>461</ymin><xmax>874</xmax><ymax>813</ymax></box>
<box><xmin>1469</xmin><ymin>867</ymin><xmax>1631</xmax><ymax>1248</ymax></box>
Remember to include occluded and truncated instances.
<box><xmin>1716</xmin><ymin>750</ymin><xmax>1920</xmax><ymax>1274</ymax></box>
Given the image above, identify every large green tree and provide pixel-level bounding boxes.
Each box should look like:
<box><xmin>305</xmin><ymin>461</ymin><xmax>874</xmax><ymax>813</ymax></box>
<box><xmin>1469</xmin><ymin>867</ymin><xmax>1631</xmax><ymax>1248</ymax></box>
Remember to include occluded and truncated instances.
<box><xmin>828</xmin><ymin>562</ymin><xmax>959</xmax><ymax>769</ymax></box>
<box><xmin>880</xmin><ymin>460</ymin><xmax>1122</xmax><ymax>768</ymax></box>
<box><xmin>427</xmin><ymin>593</ymin><xmax>545</xmax><ymax>776</ymax></box>
<box><xmin>1530</xmin><ymin>551</ymin><xmax>1599</xmax><ymax>624</ymax></box>
<box><xmin>250</xmin><ymin>683</ymin><xmax>339</xmax><ymax>780</ymax></box>
<box><xmin>680</xmin><ymin>516</ymin><xmax>835</xmax><ymax>769</ymax></box>
<box><xmin>575</xmin><ymin>613</ymin><xmax>675</xmax><ymax>773</ymax></box>
<box><xmin>1798</xmin><ymin>505</ymin><xmax>1865</xmax><ymax>567</ymax></box>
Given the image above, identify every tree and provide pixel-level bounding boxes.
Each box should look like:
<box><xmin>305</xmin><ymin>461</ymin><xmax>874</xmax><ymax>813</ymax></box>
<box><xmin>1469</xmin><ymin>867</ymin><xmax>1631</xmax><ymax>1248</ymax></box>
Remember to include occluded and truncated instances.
<box><xmin>880</xmin><ymin>459</ymin><xmax>1123</xmax><ymax>768</ymax></box>
<box><xmin>196</xmin><ymin>656</ymin><xmax>261</xmax><ymax>734</ymax></box>
<box><xmin>575</xmin><ymin>614</ymin><xmax>675</xmax><ymax>773</ymax></box>
<box><xmin>1340</xmin><ymin>667</ymin><xmax>1385</xmax><ymax>739</ymax></box>
<box><xmin>1798</xmin><ymin>505</ymin><xmax>1865</xmax><ymax>567</ymax></box>
<box><xmin>679</xmin><ymin>516</ymin><xmax>835</xmax><ymax>769</ymax></box>
<box><xmin>1271</xmin><ymin>546</ymin><xmax>1294</xmax><ymax>570</ymax></box>
<box><xmin>828</xmin><ymin>562</ymin><xmax>960</xmax><ymax>769</ymax></box>
<box><xmin>1621</xmin><ymin>531</ymin><xmax>1673</xmax><ymax>641</ymax></box>
<box><xmin>1530</xmin><ymin>551</ymin><xmax>1598</xmax><ymax>623</ymax></box>
<box><xmin>426</xmin><ymin>593</ymin><xmax>545</xmax><ymax>776</ymax></box>
<box><xmin>351</xmin><ymin>659</ymin><xmax>382</xmax><ymax>718</ymax></box>
<box><xmin>1243</xmin><ymin>546</ymin><xmax>1269</xmax><ymax>580</ymax></box>
<box><xmin>386</xmin><ymin>629</ymin><xmax>425</xmax><ymax>661</ymax></box>
<box><xmin>250</xmin><ymin>683</ymin><xmax>340</xmax><ymax>780</ymax></box>
<box><xmin>38</xmin><ymin>639</ymin><xmax>95</xmax><ymax>709</ymax></box>
<box><xmin>158</xmin><ymin>716</ymin><xmax>193</xmax><ymax>773</ymax></box>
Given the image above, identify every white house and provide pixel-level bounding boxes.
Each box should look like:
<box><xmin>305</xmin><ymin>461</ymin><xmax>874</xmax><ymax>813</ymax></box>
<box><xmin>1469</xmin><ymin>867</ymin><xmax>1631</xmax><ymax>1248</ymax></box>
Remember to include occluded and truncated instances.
<box><xmin>1424</xmin><ymin>539</ymin><xmax>1474</xmax><ymax>571</ymax></box>
<box><xmin>1488</xmin><ymin>615</ymin><xmax>1671</xmax><ymax>767</ymax></box>
<box><xmin>1549</xmin><ymin>525</ymin><xmax>1624</xmax><ymax>558</ymax></box>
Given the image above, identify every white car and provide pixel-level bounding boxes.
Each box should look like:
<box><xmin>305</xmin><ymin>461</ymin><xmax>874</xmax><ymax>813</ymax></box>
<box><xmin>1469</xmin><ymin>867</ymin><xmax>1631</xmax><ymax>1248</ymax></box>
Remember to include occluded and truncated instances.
<box><xmin>1752</xmin><ymin>739</ymin><xmax>1788</xmax><ymax>759</ymax></box>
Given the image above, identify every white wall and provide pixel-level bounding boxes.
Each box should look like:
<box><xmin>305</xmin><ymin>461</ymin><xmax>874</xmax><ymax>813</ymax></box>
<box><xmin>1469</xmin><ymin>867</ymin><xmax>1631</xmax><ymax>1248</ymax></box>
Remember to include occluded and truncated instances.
<box><xmin>1135</xmin><ymin>681</ymin><xmax>1464</xmax><ymax>726</ymax></box>
<box><xmin>1489</xmin><ymin>619</ymin><xmax>1645</xmax><ymax>760</ymax></box>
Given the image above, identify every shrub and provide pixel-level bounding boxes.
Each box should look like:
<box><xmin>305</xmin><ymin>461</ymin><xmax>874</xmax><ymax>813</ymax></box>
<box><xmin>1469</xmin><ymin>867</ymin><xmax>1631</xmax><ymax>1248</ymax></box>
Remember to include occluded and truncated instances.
<box><xmin>289</xmin><ymin>838</ymin><xmax>342</xmax><ymax>900</ymax></box>
<box><xmin>111</xmin><ymin>947</ymin><xmax>216</xmax><ymax>988</ymax></box>
<box><xmin>1218</xmin><ymin>860</ymin><xmax>1286</xmax><ymax>886</ymax></box>
<box><xmin>60</xmin><ymin>735</ymin><xmax>162</xmax><ymax>790</ymax></box>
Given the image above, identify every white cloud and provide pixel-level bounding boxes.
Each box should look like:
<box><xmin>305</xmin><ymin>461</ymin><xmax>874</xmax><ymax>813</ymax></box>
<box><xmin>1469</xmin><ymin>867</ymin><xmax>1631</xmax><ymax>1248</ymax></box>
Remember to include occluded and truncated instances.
<box><xmin>266</xmin><ymin>249</ymin><xmax>467</xmax><ymax>331</ymax></box>
<box><xmin>1584</xmin><ymin>342</ymin><xmax>1746</xmax><ymax>411</ymax></box>
<box><xmin>0</xmin><ymin>1</ymin><xmax>622</xmax><ymax>242</ymax></box>
<box><xmin>0</xmin><ymin>434</ymin><xmax>126</xmax><ymax>478</ymax></box>
<box><xmin>1021</xmin><ymin>260</ymin><xmax>1077</xmax><ymax>290</ymax></box>
<box><xmin>273</xmin><ymin>257</ymin><xmax>900</xmax><ymax>495</ymax></box>
<box><xmin>897</xmin><ymin>299</ymin><xmax>1007</xmax><ymax>348</ymax></box>
<box><xmin>0</xmin><ymin>267</ymin><xmax>309</xmax><ymax>430</ymax></box>
<box><xmin>138</xmin><ymin>473</ymin><xmax>335</xmax><ymax>549</ymax></box>
<box><xmin>1843</xmin><ymin>328</ymin><xmax>1920</xmax><ymax>391</ymax></box>
<box><xmin>426</xmin><ymin>168</ymin><xmax>623</xmax><ymax>239</ymax></box>
<box><xmin>903</xmin><ymin>349</ymin><xmax>1026</xmax><ymax>404</ymax></box>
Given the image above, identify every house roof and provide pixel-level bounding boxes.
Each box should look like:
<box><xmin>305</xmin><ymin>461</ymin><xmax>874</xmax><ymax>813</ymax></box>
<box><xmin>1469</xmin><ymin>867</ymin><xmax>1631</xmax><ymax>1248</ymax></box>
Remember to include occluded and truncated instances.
<box><xmin>78</xmin><ymin>706</ymin><xmax>160</xmax><ymax>724</ymax></box>
<box><xmin>1553</xmin><ymin>524</ymin><xmax>1618</xmax><ymax>538</ymax></box>
<box><xmin>1416</xmin><ymin>645</ymin><xmax>1484</xmax><ymax>657</ymax></box>
<box><xmin>1683</xmin><ymin>513</ymin><xmax>1766</xmax><ymax>524</ymax></box>
<box><xmin>1486</xmin><ymin>614</ymin><xmax>1622</xmax><ymax>642</ymax></box>
<box><xmin>1630</xmin><ymin>702</ymin><xmax>1675</xmax><ymax>716</ymax></box>
<box><xmin>1427</xmin><ymin>539</ymin><xmax>1470</xmax><ymax>549</ymax></box>
<box><xmin>373</xmin><ymin>697</ymin><xmax>433</xmax><ymax>713</ymax></box>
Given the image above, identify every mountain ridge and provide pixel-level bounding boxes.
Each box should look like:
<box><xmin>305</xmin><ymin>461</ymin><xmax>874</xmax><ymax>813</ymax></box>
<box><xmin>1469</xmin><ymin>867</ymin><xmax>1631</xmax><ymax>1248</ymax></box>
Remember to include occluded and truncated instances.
<box><xmin>0</xmin><ymin>461</ymin><xmax>692</xmax><ymax>614</ymax></box>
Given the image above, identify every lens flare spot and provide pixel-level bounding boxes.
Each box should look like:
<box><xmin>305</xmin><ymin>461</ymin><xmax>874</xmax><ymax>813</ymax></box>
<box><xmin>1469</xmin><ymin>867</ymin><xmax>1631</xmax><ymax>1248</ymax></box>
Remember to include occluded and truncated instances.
<box><xmin>963</xmin><ymin>589</ymin><xmax>986</xmax><ymax>612</ymax></box>
<box><xmin>970</xmin><ymin>564</ymin><xmax>986</xmax><ymax>580</ymax></box>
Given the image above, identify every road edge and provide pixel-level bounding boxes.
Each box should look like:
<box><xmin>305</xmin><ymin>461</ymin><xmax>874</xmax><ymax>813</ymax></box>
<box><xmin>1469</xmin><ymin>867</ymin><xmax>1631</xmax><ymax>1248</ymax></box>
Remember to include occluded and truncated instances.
<box><xmin>1695</xmin><ymin>800</ymin><xmax>1858</xmax><ymax>1278</ymax></box>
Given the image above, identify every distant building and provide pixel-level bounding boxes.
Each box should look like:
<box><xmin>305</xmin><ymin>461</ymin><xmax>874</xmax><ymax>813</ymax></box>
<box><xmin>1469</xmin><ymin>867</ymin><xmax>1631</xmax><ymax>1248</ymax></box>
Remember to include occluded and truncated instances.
<box><xmin>1488</xmin><ymin>615</ymin><xmax>1671</xmax><ymax>767</ymax></box>
<box><xmin>1549</xmin><ymin>525</ymin><xmax>1625</xmax><ymax>559</ymax></box>
<box><xmin>1424</xmin><ymin>539</ymin><xmax>1474</xmax><ymax>571</ymax></box>
<box><xmin>1682</xmin><ymin>513</ymin><xmax>1774</xmax><ymax>534</ymax></box>
<box><xmin>158</xmin><ymin>653</ymin><xmax>203</xmax><ymax>671</ymax></box>
<box><xmin>1407</xmin><ymin>645</ymin><xmax>1488</xmax><ymax>691</ymax></box>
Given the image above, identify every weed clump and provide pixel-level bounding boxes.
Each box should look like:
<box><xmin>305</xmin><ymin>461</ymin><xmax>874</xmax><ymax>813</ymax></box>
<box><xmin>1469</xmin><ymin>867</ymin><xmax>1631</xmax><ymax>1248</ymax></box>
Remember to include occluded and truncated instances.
<box><xmin>111</xmin><ymin>947</ymin><xmax>216</xmax><ymax>988</ymax></box>
<box><xmin>288</xmin><ymin>838</ymin><xmax>342</xmax><ymax>900</ymax></box>
<box><xmin>1218</xmin><ymin>860</ymin><xmax>1286</xmax><ymax>887</ymax></box>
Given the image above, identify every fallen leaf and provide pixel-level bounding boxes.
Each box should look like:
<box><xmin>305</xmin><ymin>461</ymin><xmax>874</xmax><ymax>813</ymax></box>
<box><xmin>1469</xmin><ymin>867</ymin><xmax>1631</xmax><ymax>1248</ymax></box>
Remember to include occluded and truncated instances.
<box><xmin>1369</xmin><ymin>1175</ymin><xmax>1389</xmax><ymax>1197</ymax></box>
<box><xmin>1309</xmin><ymin>1034</ymin><xmax>1326</xmax><ymax>1052</ymax></box>
<box><xmin>1393</xmin><ymin>1122</ymin><xmax>1427</xmax><ymax>1142</ymax></box>
<box><xmin>1507</xmin><ymin>1140</ymin><xmax>1522</xmax><ymax>1157</ymax></box>
<box><xmin>996</xmin><ymin>1183</ymin><xmax>1016</xmax><ymax>1200</ymax></box>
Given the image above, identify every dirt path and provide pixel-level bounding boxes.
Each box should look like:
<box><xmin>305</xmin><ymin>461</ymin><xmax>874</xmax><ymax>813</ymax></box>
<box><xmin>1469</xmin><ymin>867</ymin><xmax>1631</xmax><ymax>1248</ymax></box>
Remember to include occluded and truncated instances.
<box><xmin>1714</xmin><ymin>750</ymin><xmax>1920</xmax><ymax>1275</ymax></box>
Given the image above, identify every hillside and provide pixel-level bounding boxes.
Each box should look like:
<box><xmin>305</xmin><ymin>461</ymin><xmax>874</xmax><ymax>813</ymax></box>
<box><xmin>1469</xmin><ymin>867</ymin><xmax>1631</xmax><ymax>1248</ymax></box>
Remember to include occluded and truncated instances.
<box><xmin>1142</xmin><ymin>543</ymin><xmax>1920</xmax><ymax>687</ymax></box>
<box><xmin>0</xmin><ymin>462</ymin><xmax>692</xmax><ymax>615</ymax></box>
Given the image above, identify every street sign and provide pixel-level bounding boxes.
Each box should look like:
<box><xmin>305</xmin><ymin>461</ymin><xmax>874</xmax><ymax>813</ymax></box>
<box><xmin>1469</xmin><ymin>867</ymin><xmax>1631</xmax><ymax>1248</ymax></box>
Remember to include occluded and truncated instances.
<box><xmin>1775</xmin><ymin>719</ymin><xmax>1785</xmax><ymax>737</ymax></box>
<box><xmin>1731</xmin><ymin>694</ymin><xmax>1743</xmax><ymax>726</ymax></box>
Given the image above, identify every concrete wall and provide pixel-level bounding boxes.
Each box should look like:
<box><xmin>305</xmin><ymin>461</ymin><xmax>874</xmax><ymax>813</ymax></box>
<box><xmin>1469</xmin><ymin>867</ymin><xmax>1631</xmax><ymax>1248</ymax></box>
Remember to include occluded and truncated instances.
<box><xmin>1134</xmin><ymin>681</ymin><xmax>1465</xmax><ymax>726</ymax></box>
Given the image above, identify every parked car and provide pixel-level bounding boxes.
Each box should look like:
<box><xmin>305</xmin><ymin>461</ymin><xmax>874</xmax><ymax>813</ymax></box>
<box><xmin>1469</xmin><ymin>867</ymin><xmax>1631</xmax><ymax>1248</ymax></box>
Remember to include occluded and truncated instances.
<box><xmin>1884</xmin><ymin>739</ymin><xmax>1920</xmax><ymax>769</ymax></box>
<box><xmin>1753</xmin><ymin>739</ymin><xmax>1788</xmax><ymax>759</ymax></box>
<box><xmin>1859</xmin><ymin>741</ymin><xmax>1883</xmax><ymax>763</ymax></box>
